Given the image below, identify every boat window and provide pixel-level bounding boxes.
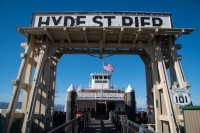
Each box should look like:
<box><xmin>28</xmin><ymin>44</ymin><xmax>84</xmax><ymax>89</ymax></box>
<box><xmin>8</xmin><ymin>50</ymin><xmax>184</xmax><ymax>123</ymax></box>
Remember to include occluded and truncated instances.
<box><xmin>104</xmin><ymin>76</ymin><xmax>107</xmax><ymax>79</ymax></box>
<box><xmin>92</xmin><ymin>76</ymin><xmax>94</xmax><ymax>79</ymax></box>
<box><xmin>95</xmin><ymin>81</ymin><xmax>107</xmax><ymax>83</ymax></box>
<box><xmin>108</xmin><ymin>76</ymin><xmax>110</xmax><ymax>79</ymax></box>
<box><xmin>99</xmin><ymin>76</ymin><xmax>102</xmax><ymax>79</ymax></box>
<box><xmin>95</xmin><ymin>76</ymin><xmax>98</xmax><ymax>79</ymax></box>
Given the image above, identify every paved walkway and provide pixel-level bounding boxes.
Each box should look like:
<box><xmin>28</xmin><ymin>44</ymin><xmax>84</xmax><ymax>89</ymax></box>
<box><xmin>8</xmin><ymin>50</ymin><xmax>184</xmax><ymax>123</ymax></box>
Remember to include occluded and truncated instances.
<box><xmin>84</xmin><ymin>120</ymin><xmax>119</xmax><ymax>133</ymax></box>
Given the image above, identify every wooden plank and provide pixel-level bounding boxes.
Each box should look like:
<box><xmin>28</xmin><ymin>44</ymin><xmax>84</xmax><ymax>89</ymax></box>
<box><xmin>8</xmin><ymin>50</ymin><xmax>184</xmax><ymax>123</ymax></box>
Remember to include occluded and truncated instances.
<box><xmin>133</xmin><ymin>28</ymin><xmax>141</xmax><ymax>43</ymax></box>
<box><xmin>118</xmin><ymin>28</ymin><xmax>124</xmax><ymax>44</ymax></box>
<box><xmin>103</xmin><ymin>28</ymin><xmax>106</xmax><ymax>43</ymax></box>
<box><xmin>83</xmin><ymin>27</ymin><xmax>88</xmax><ymax>43</ymax></box>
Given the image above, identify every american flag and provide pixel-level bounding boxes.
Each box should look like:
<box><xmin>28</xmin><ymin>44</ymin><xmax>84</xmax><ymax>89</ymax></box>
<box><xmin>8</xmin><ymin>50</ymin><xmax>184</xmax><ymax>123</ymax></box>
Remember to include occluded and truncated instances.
<box><xmin>103</xmin><ymin>62</ymin><xmax>114</xmax><ymax>72</ymax></box>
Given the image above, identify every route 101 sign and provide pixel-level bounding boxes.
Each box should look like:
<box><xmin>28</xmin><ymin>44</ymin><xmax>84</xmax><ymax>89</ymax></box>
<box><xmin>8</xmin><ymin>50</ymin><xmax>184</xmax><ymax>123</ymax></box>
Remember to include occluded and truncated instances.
<box><xmin>171</xmin><ymin>87</ymin><xmax>191</xmax><ymax>106</ymax></box>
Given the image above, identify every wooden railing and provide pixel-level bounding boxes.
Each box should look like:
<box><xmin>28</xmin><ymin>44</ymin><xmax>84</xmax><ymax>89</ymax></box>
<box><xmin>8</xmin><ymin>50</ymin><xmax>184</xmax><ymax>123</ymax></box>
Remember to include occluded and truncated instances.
<box><xmin>47</xmin><ymin>111</ymin><xmax>91</xmax><ymax>133</ymax></box>
<box><xmin>111</xmin><ymin>112</ymin><xmax>156</xmax><ymax>133</ymax></box>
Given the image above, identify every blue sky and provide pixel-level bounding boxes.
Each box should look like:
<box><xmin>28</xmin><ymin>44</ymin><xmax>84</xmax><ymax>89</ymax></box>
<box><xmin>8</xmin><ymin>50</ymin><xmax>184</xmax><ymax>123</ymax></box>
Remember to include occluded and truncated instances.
<box><xmin>0</xmin><ymin>0</ymin><xmax>199</xmax><ymax>108</ymax></box>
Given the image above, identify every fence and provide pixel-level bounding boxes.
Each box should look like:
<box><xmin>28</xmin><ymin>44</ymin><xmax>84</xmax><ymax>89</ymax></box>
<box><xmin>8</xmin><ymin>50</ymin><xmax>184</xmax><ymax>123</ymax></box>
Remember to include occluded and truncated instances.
<box><xmin>180</xmin><ymin>106</ymin><xmax>200</xmax><ymax>133</ymax></box>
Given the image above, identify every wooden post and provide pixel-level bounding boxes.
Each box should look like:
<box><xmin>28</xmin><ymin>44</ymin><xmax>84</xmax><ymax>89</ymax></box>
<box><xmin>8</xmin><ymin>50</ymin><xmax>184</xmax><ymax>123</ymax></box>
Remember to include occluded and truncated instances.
<box><xmin>152</xmin><ymin>36</ymin><xmax>178</xmax><ymax>133</ymax></box>
<box><xmin>21</xmin><ymin>35</ymin><xmax>49</xmax><ymax>133</ymax></box>
<box><xmin>2</xmin><ymin>35</ymin><xmax>35</xmax><ymax>133</ymax></box>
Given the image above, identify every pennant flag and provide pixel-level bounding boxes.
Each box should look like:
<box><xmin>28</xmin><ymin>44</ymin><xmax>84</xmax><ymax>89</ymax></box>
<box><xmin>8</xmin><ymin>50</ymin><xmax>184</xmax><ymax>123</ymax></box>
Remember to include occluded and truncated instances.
<box><xmin>103</xmin><ymin>62</ymin><xmax>114</xmax><ymax>72</ymax></box>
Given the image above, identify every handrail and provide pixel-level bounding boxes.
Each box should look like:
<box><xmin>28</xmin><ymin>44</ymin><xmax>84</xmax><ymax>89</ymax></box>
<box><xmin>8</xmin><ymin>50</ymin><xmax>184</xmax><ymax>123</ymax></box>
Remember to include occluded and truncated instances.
<box><xmin>111</xmin><ymin>112</ymin><xmax>156</xmax><ymax>133</ymax></box>
<box><xmin>77</xmin><ymin>92</ymin><xmax>124</xmax><ymax>99</ymax></box>
<box><xmin>47</xmin><ymin>111</ymin><xmax>91</xmax><ymax>133</ymax></box>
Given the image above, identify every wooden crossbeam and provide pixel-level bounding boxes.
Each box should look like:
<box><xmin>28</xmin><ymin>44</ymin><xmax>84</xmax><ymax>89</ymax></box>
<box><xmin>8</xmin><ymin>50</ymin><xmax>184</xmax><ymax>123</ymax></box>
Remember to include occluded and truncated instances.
<box><xmin>16</xmin><ymin>28</ymin><xmax>28</xmax><ymax>39</ymax></box>
<box><xmin>156</xmin><ymin>84</ymin><xmax>163</xmax><ymax>91</ymax></box>
<box><xmin>159</xmin><ymin>115</ymin><xmax>169</xmax><ymax>121</ymax></box>
<box><xmin>99</xmin><ymin>40</ymin><xmax>103</xmax><ymax>58</ymax></box>
<box><xmin>118</xmin><ymin>28</ymin><xmax>124</xmax><ymax>44</ymax></box>
<box><xmin>56</xmin><ymin>49</ymin><xmax>147</xmax><ymax>55</ymax></box>
<box><xmin>38</xmin><ymin>82</ymin><xmax>47</xmax><ymax>90</ymax></box>
<box><xmin>174</xmin><ymin>44</ymin><xmax>182</xmax><ymax>49</ymax></box>
<box><xmin>83</xmin><ymin>27</ymin><xmax>88</xmax><ymax>43</ymax></box>
<box><xmin>148</xmin><ymin>28</ymin><xmax>158</xmax><ymax>43</ymax></box>
<box><xmin>13</xmin><ymin>113</ymin><xmax>24</xmax><ymax>119</ymax></box>
<box><xmin>103</xmin><ymin>28</ymin><xmax>106</xmax><ymax>43</ymax></box>
<box><xmin>44</xmin><ymin>28</ymin><xmax>54</xmax><ymax>42</ymax></box>
<box><xmin>63</xmin><ymin>27</ymin><xmax>71</xmax><ymax>43</ymax></box>
<box><xmin>29</xmin><ymin>57</ymin><xmax>37</xmax><ymax>67</ymax></box>
<box><xmin>133</xmin><ymin>28</ymin><xmax>141</xmax><ymax>44</ymax></box>
<box><xmin>20</xmin><ymin>81</ymin><xmax>29</xmax><ymax>90</ymax></box>
<box><xmin>175</xmin><ymin>29</ymin><xmax>185</xmax><ymax>40</ymax></box>
<box><xmin>52</xmin><ymin>42</ymin><xmax>148</xmax><ymax>48</ymax></box>
<box><xmin>21</xmin><ymin>43</ymin><xmax>28</xmax><ymax>48</ymax></box>
<box><xmin>32</xmin><ymin>114</ymin><xmax>43</xmax><ymax>119</ymax></box>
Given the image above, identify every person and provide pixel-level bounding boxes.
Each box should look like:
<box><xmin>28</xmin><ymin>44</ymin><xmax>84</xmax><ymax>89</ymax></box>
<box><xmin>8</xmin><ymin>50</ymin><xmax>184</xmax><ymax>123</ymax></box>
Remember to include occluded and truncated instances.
<box><xmin>148</xmin><ymin>109</ymin><xmax>155</xmax><ymax>124</ymax></box>
<box><xmin>106</xmin><ymin>108</ymin><xmax>110</xmax><ymax>119</ymax></box>
<box><xmin>141</xmin><ymin>112</ymin><xmax>148</xmax><ymax>124</ymax></box>
<box><xmin>117</xmin><ymin>108</ymin><xmax>121</xmax><ymax>115</ymax></box>
<box><xmin>76</xmin><ymin>114</ymin><xmax>81</xmax><ymax>117</ymax></box>
<box><xmin>136</xmin><ymin>116</ymin><xmax>141</xmax><ymax>125</ymax></box>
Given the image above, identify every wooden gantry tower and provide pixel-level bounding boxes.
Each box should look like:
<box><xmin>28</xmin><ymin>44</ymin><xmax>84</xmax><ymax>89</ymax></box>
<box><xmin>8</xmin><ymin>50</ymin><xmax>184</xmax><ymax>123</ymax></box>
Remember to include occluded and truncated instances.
<box><xmin>1</xmin><ymin>12</ymin><xmax>193</xmax><ymax>133</ymax></box>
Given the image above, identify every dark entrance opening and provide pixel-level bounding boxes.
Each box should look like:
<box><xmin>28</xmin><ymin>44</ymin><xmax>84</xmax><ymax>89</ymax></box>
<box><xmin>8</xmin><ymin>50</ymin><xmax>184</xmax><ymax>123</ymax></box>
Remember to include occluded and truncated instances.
<box><xmin>96</xmin><ymin>101</ymin><xmax>106</xmax><ymax>120</ymax></box>
<box><xmin>107</xmin><ymin>102</ymin><xmax>116</xmax><ymax>112</ymax></box>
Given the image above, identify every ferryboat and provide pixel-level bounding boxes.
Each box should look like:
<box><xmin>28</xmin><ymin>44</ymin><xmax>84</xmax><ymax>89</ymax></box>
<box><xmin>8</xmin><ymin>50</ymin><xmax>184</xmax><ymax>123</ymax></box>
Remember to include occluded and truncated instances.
<box><xmin>65</xmin><ymin>72</ymin><xmax>136</xmax><ymax>120</ymax></box>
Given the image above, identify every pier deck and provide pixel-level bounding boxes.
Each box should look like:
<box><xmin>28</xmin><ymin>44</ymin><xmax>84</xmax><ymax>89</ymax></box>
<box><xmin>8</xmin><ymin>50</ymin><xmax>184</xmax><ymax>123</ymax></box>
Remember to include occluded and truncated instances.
<box><xmin>84</xmin><ymin>119</ymin><xmax>119</xmax><ymax>133</ymax></box>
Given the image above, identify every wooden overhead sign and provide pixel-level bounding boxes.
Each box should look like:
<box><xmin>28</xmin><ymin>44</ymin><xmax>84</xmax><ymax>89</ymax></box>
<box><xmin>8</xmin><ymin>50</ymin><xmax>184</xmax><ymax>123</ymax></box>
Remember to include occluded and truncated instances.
<box><xmin>31</xmin><ymin>12</ymin><xmax>172</xmax><ymax>28</ymax></box>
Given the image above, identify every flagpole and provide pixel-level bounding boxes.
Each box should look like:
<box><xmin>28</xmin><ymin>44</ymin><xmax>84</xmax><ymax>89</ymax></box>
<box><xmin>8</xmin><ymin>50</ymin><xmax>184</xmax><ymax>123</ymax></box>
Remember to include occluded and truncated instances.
<box><xmin>101</xmin><ymin>59</ymin><xmax>104</xmax><ymax>100</ymax></box>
